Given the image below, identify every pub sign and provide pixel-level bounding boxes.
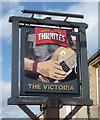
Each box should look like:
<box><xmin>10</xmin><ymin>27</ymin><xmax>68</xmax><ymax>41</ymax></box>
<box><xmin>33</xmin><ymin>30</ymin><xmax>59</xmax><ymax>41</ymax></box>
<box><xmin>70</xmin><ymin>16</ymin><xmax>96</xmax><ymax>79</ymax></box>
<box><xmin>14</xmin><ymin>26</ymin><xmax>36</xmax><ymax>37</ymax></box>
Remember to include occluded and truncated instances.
<box><xmin>20</xmin><ymin>27</ymin><xmax>80</xmax><ymax>96</ymax></box>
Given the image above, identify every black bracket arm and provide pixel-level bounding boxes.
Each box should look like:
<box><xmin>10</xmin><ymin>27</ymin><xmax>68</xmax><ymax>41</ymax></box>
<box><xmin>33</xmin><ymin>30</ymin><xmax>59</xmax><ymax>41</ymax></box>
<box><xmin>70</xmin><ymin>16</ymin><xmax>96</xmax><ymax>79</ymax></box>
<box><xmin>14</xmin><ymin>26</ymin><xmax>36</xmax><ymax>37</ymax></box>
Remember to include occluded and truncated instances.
<box><xmin>21</xmin><ymin>9</ymin><xmax>84</xmax><ymax>19</ymax></box>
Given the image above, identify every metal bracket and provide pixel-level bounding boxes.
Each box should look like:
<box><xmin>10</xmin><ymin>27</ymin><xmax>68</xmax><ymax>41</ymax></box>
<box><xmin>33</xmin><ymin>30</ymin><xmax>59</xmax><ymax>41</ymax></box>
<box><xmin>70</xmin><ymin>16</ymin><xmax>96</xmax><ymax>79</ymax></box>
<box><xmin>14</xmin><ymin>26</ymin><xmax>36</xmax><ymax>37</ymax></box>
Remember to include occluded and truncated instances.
<box><xmin>64</xmin><ymin>17</ymin><xmax>68</xmax><ymax>21</ymax></box>
<box><xmin>63</xmin><ymin>105</ymin><xmax>82</xmax><ymax>120</ymax></box>
<box><xmin>44</xmin><ymin>17</ymin><xmax>52</xmax><ymax>20</ymax></box>
<box><xmin>18</xmin><ymin>105</ymin><xmax>39</xmax><ymax>120</ymax></box>
<box><xmin>31</xmin><ymin>14</ymin><xmax>34</xmax><ymax>18</ymax></box>
<box><xmin>21</xmin><ymin>9</ymin><xmax>84</xmax><ymax>19</ymax></box>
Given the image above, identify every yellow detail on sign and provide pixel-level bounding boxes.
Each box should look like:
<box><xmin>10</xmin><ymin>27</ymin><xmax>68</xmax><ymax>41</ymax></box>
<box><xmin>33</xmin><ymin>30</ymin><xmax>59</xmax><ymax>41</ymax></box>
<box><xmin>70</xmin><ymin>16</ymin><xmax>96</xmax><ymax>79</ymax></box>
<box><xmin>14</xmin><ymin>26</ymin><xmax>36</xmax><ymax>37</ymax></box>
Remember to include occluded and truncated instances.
<box><xmin>28</xmin><ymin>84</ymin><xmax>75</xmax><ymax>91</ymax></box>
<box><xmin>28</xmin><ymin>84</ymin><xmax>42</xmax><ymax>90</ymax></box>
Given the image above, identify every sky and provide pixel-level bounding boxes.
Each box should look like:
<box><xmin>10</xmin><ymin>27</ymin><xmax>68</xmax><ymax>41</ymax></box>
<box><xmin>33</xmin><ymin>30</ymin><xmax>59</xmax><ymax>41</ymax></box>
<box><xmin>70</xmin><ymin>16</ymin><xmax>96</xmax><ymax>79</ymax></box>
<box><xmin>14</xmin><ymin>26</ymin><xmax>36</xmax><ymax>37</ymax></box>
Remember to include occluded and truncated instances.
<box><xmin>1</xmin><ymin>0</ymin><xmax>99</xmax><ymax>119</ymax></box>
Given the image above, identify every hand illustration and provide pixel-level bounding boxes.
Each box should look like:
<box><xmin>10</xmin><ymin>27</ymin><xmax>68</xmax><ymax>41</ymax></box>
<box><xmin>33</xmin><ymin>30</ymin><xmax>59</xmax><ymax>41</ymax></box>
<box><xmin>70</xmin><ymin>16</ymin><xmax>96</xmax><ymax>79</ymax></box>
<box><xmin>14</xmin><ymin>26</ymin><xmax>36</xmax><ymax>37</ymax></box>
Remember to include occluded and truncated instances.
<box><xmin>37</xmin><ymin>60</ymin><xmax>66</xmax><ymax>80</ymax></box>
<box><xmin>24</xmin><ymin>58</ymin><xmax>66</xmax><ymax>81</ymax></box>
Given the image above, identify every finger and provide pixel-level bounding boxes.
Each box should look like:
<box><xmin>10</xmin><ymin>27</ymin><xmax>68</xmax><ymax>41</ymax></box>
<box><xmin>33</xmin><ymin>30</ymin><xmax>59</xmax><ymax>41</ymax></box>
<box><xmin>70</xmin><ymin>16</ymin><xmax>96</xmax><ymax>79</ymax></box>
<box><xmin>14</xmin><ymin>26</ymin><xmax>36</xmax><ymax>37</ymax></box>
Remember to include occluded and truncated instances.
<box><xmin>50</xmin><ymin>73</ymin><xmax>66</xmax><ymax>80</ymax></box>
<box><xmin>54</xmin><ymin>68</ymin><xmax>66</xmax><ymax>75</ymax></box>
<box><xmin>54</xmin><ymin>63</ymin><xmax>63</xmax><ymax>71</ymax></box>
<box><xmin>51</xmin><ymin>60</ymin><xmax>63</xmax><ymax>71</ymax></box>
<box><xmin>54</xmin><ymin>61</ymin><xmax>60</xmax><ymax>65</ymax></box>
<box><xmin>54</xmin><ymin>66</ymin><xmax>62</xmax><ymax>71</ymax></box>
<box><xmin>55</xmin><ymin>71</ymin><xmax>66</xmax><ymax>76</ymax></box>
<box><xmin>54</xmin><ymin>76</ymin><xmax>65</xmax><ymax>81</ymax></box>
<box><xmin>54</xmin><ymin>72</ymin><xmax>67</xmax><ymax>79</ymax></box>
<box><xmin>53</xmin><ymin>75</ymin><xmax>65</xmax><ymax>80</ymax></box>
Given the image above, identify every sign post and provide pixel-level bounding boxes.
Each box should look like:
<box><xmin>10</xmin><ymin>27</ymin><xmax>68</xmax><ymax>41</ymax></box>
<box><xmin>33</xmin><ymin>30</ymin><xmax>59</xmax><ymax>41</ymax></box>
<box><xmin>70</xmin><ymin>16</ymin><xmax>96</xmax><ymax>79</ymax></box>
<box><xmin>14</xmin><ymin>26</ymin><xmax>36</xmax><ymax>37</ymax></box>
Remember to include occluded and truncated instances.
<box><xmin>8</xmin><ymin>10</ymin><xmax>93</xmax><ymax>119</ymax></box>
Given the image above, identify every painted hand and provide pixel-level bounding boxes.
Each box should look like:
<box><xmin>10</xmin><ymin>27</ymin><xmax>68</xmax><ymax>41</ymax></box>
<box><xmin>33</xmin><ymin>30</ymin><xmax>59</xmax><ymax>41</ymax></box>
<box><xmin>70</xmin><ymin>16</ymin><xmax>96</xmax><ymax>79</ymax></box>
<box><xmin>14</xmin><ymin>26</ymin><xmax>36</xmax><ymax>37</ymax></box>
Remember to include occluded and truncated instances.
<box><xmin>37</xmin><ymin>60</ymin><xmax>66</xmax><ymax>81</ymax></box>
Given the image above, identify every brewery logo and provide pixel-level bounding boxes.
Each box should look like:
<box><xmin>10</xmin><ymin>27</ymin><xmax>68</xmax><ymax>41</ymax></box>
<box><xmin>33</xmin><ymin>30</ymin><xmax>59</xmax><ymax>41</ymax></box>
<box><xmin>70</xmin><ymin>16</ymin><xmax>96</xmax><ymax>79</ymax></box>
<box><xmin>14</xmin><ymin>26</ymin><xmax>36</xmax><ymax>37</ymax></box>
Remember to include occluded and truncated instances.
<box><xmin>35</xmin><ymin>27</ymin><xmax>68</xmax><ymax>47</ymax></box>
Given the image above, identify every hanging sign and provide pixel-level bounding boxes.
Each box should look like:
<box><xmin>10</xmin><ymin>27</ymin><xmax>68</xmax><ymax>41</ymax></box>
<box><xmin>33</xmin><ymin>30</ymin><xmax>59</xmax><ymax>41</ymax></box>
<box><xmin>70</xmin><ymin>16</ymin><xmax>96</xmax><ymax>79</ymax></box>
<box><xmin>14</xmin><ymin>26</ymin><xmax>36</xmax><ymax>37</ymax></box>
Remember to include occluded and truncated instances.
<box><xmin>20</xmin><ymin>27</ymin><xmax>80</xmax><ymax>96</ymax></box>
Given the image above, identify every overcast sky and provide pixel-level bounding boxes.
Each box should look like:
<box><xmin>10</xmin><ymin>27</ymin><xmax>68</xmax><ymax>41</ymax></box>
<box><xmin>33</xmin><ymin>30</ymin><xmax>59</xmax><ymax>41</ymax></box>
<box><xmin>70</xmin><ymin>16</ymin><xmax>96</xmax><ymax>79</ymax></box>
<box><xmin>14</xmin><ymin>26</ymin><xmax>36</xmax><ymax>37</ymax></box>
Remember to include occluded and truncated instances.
<box><xmin>1</xmin><ymin>0</ymin><xmax>99</xmax><ymax>119</ymax></box>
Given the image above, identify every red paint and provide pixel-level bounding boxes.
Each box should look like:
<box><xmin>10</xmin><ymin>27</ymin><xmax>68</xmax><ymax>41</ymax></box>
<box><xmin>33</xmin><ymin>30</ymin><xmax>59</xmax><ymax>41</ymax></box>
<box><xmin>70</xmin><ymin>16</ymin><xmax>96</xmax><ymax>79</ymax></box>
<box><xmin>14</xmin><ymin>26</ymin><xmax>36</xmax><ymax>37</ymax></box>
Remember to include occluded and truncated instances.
<box><xmin>35</xmin><ymin>27</ymin><xmax>68</xmax><ymax>47</ymax></box>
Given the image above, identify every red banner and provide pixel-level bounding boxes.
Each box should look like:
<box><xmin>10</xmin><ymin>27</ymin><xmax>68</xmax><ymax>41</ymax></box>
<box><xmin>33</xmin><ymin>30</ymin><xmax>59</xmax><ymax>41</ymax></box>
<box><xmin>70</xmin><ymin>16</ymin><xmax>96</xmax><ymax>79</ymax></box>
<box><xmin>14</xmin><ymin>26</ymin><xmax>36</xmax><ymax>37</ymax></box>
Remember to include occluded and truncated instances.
<box><xmin>35</xmin><ymin>27</ymin><xmax>68</xmax><ymax>47</ymax></box>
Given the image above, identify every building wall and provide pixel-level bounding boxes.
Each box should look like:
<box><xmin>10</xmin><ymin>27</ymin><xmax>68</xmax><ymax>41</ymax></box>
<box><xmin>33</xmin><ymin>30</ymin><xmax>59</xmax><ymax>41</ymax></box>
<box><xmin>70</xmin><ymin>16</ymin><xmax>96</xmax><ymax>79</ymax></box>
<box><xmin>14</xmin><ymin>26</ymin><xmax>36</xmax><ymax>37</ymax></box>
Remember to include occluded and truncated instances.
<box><xmin>89</xmin><ymin>65</ymin><xmax>99</xmax><ymax>119</ymax></box>
<box><xmin>75</xmin><ymin>50</ymin><xmax>100</xmax><ymax>119</ymax></box>
<box><xmin>74</xmin><ymin>50</ymin><xmax>100</xmax><ymax>119</ymax></box>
